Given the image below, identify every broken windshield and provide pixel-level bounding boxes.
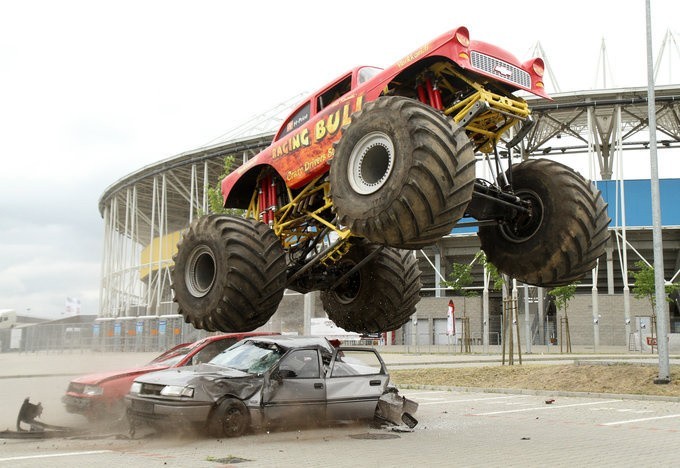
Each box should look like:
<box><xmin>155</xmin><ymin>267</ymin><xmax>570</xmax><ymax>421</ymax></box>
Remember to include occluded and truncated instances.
<box><xmin>208</xmin><ymin>341</ymin><xmax>283</xmax><ymax>375</ymax></box>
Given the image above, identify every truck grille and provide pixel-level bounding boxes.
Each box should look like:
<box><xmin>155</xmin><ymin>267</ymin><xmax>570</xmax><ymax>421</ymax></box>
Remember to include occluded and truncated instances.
<box><xmin>470</xmin><ymin>51</ymin><xmax>530</xmax><ymax>88</ymax></box>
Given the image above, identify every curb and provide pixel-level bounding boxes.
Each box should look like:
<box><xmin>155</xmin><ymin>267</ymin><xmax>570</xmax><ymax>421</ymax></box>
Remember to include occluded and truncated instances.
<box><xmin>396</xmin><ymin>383</ymin><xmax>680</xmax><ymax>403</ymax></box>
<box><xmin>384</xmin><ymin>354</ymin><xmax>680</xmax><ymax>367</ymax></box>
<box><xmin>0</xmin><ymin>373</ymin><xmax>78</xmax><ymax>380</ymax></box>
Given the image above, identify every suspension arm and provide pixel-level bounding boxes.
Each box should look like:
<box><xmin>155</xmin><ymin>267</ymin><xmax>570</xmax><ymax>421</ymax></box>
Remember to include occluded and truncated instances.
<box><xmin>466</xmin><ymin>181</ymin><xmax>530</xmax><ymax>222</ymax></box>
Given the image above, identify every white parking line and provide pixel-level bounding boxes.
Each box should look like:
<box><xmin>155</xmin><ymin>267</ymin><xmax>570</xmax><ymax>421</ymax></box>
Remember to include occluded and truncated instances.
<box><xmin>419</xmin><ymin>395</ymin><xmax>529</xmax><ymax>406</ymax></box>
<box><xmin>602</xmin><ymin>414</ymin><xmax>680</xmax><ymax>426</ymax></box>
<box><xmin>474</xmin><ymin>399</ymin><xmax>621</xmax><ymax>415</ymax></box>
<box><xmin>0</xmin><ymin>451</ymin><xmax>113</xmax><ymax>463</ymax></box>
<box><xmin>591</xmin><ymin>407</ymin><xmax>653</xmax><ymax>414</ymax></box>
<box><xmin>613</xmin><ymin>409</ymin><xmax>654</xmax><ymax>414</ymax></box>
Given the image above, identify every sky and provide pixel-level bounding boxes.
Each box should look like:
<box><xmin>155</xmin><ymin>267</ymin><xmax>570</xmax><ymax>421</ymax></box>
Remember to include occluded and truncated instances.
<box><xmin>0</xmin><ymin>0</ymin><xmax>678</xmax><ymax>319</ymax></box>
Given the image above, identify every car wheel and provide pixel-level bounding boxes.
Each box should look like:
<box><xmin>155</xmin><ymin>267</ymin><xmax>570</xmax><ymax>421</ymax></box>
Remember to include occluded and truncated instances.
<box><xmin>207</xmin><ymin>398</ymin><xmax>250</xmax><ymax>438</ymax></box>
<box><xmin>330</xmin><ymin>96</ymin><xmax>475</xmax><ymax>249</ymax></box>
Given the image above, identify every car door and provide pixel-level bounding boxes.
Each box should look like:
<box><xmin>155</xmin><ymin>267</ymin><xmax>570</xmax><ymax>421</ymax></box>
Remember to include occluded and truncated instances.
<box><xmin>262</xmin><ymin>348</ymin><xmax>325</xmax><ymax>424</ymax></box>
<box><xmin>325</xmin><ymin>347</ymin><xmax>388</xmax><ymax>421</ymax></box>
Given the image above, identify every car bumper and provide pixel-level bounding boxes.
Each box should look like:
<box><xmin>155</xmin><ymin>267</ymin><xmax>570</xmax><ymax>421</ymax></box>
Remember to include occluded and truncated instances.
<box><xmin>125</xmin><ymin>396</ymin><xmax>213</xmax><ymax>424</ymax></box>
<box><xmin>62</xmin><ymin>394</ymin><xmax>95</xmax><ymax>413</ymax></box>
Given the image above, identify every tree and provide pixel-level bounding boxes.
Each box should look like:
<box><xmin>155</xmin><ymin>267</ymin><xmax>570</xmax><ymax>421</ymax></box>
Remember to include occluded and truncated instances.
<box><xmin>631</xmin><ymin>260</ymin><xmax>680</xmax><ymax>316</ymax></box>
<box><xmin>549</xmin><ymin>282</ymin><xmax>578</xmax><ymax>353</ymax></box>
<box><xmin>442</xmin><ymin>251</ymin><xmax>504</xmax><ymax>296</ymax></box>
<box><xmin>443</xmin><ymin>261</ymin><xmax>477</xmax><ymax>297</ymax></box>
<box><xmin>476</xmin><ymin>251</ymin><xmax>504</xmax><ymax>291</ymax></box>
<box><xmin>549</xmin><ymin>283</ymin><xmax>578</xmax><ymax>318</ymax></box>
<box><xmin>206</xmin><ymin>155</ymin><xmax>245</xmax><ymax>216</ymax></box>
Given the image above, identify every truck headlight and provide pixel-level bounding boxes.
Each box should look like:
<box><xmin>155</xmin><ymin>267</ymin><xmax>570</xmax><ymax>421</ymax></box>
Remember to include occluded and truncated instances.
<box><xmin>160</xmin><ymin>385</ymin><xmax>194</xmax><ymax>398</ymax></box>
<box><xmin>129</xmin><ymin>382</ymin><xmax>142</xmax><ymax>394</ymax></box>
<box><xmin>83</xmin><ymin>385</ymin><xmax>104</xmax><ymax>396</ymax></box>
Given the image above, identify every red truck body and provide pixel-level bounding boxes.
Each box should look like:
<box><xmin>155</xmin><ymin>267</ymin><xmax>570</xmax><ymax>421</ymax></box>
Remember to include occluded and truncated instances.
<box><xmin>222</xmin><ymin>26</ymin><xmax>548</xmax><ymax>207</ymax></box>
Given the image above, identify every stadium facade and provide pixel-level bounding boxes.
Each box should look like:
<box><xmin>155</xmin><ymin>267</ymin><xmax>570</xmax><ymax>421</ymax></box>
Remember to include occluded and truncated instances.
<box><xmin>98</xmin><ymin>86</ymin><xmax>680</xmax><ymax>350</ymax></box>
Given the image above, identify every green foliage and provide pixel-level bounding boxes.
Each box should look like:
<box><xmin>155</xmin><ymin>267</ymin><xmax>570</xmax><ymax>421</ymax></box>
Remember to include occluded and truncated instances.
<box><xmin>475</xmin><ymin>251</ymin><xmax>504</xmax><ymax>291</ymax></box>
<box><xmin>549</xmin><ymin>283</ymin><xmax>578</xmax><ymax>317</ymax></box>
<box><xmin>442</xmin><ymin>251</ymin><xmax>504</xmax><ymax>296</ymax></box>
<box><xmin>205</xmin><ymin>155</ymin><xmax>245</xmax><ymax>216</ymax></box>
<box><xmin>443</xmin><ymin>262</ymin><xmax>477</xmax><ymax>297</ymax></box>
<box><xmin>631</xmin><ymin>260</ymin><xmax>680</xmax><ymax>315</ymax></box>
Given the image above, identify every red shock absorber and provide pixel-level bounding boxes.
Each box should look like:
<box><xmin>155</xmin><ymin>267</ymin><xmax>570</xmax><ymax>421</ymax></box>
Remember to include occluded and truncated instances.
<box><xmin>268</xmin><ymin>176</ymin><xmax>277</xmax><ymax>226</ymax></box>
<box><xmin>257</xmin><ymin>183</ymin><xmax>265</xmax><ymax>223</ymax></box>
<box><xmin>417</xmin><ymin>83</ymin><xmax>428</xmax><ymax>104</ymax></box>
<box><xmin>259</xmin><ymin>176</ymin><xmax>270</xmax><ymax>224</ymax></box>
<box><xmin>424</xmin><ymin>77</ymin><xmax>443</xmax><ymax>110</ymax></box>
<box><xmin>432</xmin><ymin>82</ymin><xmax>443</xmax><ymax>110</ymax></box>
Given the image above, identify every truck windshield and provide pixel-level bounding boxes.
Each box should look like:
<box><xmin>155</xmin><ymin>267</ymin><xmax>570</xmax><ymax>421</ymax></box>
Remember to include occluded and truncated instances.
<box><xmin>209</xmin><ymin>341</ymin><xmax>283</xmax><ymax>375</ymax></box>
<box><xmin>358</xmin><ymin>66</ymin><xmax>382</xmax><ymax>84</ymax></box>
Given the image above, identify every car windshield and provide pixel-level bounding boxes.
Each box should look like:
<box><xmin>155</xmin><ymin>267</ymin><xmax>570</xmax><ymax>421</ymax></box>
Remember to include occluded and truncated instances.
<box><xmin>209</xmin><ymin>341</ymin><xmax>283</xmax><ymax>375</ymax></box>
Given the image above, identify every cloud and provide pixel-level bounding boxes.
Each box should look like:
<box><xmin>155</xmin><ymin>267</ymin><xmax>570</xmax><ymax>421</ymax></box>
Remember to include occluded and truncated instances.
<box><xmin>0</xmin><ymin>256</ymin><xmax>101</xmax><ymax>318</ymax></box>
<box><xmin>0</xmin><ymin>0</ymin><xmax>678</xmax><ymax>321</ymax></box>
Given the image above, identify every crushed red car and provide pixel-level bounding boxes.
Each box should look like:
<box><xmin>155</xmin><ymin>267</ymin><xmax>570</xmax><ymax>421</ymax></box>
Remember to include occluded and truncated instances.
<box><xmin>62</xmin><ymin>332</ymin><xmax>276</xmax><ymax>420</ymax></box>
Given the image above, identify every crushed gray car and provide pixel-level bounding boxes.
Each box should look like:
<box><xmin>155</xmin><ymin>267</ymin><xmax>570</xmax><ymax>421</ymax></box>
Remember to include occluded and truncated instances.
<box><xmin>125</xmin><ymin>335</ymin><xmax>417</xmax><ymax>437</ymax></box>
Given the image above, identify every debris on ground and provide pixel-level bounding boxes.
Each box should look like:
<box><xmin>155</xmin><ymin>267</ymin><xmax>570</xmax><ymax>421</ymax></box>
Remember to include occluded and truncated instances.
<box><xmin>375</xmin><ymin>387</ymin><xmax>419</xmax><ymax>429</ymax></box>
<box><xmin>0</xmin><ymin>397</ymin><xmax>84</xmax><ymax>439</ymax></box>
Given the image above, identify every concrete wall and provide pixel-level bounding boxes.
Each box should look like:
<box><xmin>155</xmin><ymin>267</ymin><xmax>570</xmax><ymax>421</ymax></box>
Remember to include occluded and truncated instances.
<box><xmin>565</xmin><ymin>294</ymin><xmax>657</xmax><ymax>346</ymax></box>
<box><xmin>271</xmin><ymin>291</ymin><xmax>673</xmax><ymax>349</ymax></box>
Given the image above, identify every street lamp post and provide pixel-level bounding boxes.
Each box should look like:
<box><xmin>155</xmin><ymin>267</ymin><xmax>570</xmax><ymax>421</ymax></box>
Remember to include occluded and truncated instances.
<box><xmin>645</xmin><ymin>0</ymin><xmax>670</xmax><ymax>383</ymax></box>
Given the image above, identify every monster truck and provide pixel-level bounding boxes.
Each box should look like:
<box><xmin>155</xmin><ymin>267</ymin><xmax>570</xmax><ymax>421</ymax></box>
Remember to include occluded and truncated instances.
<box><xmin>171</xmin><ymin>26</ymin><xmax>610</xmax><ymax>334</ymax></box>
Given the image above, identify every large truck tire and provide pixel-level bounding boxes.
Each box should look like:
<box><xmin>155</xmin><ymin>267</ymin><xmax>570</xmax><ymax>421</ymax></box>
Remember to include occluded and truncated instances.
<box><xmin>330</xmin><ymin>96</ymin><xmax>475</xmax><ymax>249</ymax></box>
<box><xmin>478</xmin><ymin>159</ymin><xmax>610</xmax><ymax>288</ymax></box>
<box><xmin>320</xmin><ymin>241</ymin><xmax>422</xmax><ymax>333</ymax></box>
<box><xmin>171</xmin><ymin>215</ymin><xmax>286</xmax><ymax>332</ymax></box>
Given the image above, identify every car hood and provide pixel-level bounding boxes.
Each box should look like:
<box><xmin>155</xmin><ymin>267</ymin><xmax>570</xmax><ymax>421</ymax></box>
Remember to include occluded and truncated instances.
<box><xmin>71</xmin><ymin>364</ymin><xmax>171</xmax><ymax>385</ymax></box>
<box><xmin>135</xmin><ymin>363</ymin><xmax>264</xmax><ymax>402</ymax></box>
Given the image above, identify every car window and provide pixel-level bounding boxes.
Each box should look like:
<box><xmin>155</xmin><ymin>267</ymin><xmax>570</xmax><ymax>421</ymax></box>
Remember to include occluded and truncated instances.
<box><xmin>209</xmin><ymin>340</ymin><xmax>284</xmax><ymax>375</ymax></box>
<box><xmin>278</xmin><ymin>349</ymin><xmax>320</xmax><ymax>378</ymax></box>
<box><xmin>330</xmin><ymin>349</ymin><xmax>383</xmax><ymax>377</ymax></box>
<box><xmin>191</xmin><ymin>338</ymin><xmax>237</xmax><ymax>365</ymax></box>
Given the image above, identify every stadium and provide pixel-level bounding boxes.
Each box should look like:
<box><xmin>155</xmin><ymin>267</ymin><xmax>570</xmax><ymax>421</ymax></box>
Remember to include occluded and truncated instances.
<box><xmin>97</xmin><ymin>37</ymin><xmax>680</xmax><ymax>352</ymax></box>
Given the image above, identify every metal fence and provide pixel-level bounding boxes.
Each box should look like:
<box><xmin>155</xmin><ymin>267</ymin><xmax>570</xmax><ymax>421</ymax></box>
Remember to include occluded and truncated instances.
<box><xmin>3</xmin><ymin>315</ymin><xmax>219</xmax><ymax>354</ymax></box>
<box><xmin>4</xmin><ymin>317</ymin><xmax>504</xmax><ymax>355</ymax></box>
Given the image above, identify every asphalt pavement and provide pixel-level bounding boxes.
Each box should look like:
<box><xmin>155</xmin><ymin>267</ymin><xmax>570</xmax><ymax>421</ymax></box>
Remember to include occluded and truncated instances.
<box><xmin>1</xmin><ymin>348</ymin><xmax>679</xmax><ymax>467</ymax></box>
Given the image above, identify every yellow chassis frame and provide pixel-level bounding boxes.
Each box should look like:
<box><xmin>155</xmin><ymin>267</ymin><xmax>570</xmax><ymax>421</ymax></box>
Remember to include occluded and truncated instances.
<box><xmin>432</xmin><ymin>62</ymin><xmax>531</xmax><ymax>154</ymax></box>
<box><xmin>247</xmin><ymin>175</ymin><xmax>352</xmax><ymax>265</ymax></box>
